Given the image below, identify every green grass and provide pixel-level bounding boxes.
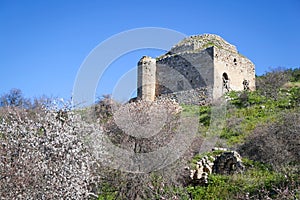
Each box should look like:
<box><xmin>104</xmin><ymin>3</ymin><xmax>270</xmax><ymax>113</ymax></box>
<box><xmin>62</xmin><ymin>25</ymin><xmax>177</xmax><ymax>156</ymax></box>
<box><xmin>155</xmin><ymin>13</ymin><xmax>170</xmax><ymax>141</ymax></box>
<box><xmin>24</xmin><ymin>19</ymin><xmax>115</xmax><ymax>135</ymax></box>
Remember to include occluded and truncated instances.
<box><xmin>97</xmin><ymin>183</ymin><xmax>118</xmax><ymax>200</ymax></box>
<box><xmin>187</xmin><ymin>159</ymin><xmax>288</xmax><ymax>199</ymax></box>
<box><xmin>182</xmin><ymin>86</ymin><xmax>299</xmax><ymax>147</ymax></box>
<box><xmin>184</xmin><ymin>86</ymin><xmax>300</xmax><ymax>199</ymax></box>
<box><xmin>89</xmin><ymin>88</ymin><xmax>300</xmax><ymax>200</ymax></box>
<box><xmin>219</xmin><ymin>88</ymin><xmax>300</xmax><ymax>146</ymax></box>
<box><xmin>181</xmin><ymin>104</ymin><xmax>201</xmax><ymax>117</ymax></box>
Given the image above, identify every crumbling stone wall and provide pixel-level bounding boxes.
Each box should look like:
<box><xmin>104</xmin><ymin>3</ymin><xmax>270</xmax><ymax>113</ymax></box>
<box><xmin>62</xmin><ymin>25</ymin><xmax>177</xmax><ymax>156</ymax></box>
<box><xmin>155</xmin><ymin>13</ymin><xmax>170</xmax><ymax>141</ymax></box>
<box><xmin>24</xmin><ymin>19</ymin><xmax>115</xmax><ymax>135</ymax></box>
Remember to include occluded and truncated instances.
<box><xmin>157</xmin><ymin>87</ymin><xmax>212</xmax><ymax>106</ymax></box>
<box><xmin>156</xmin><ymin>49</ymin><xmax>214</xmax><ymax>95</ymax></box>
<box><xmin>213</xmin><ymin>47</ymin><xmax>255</xmax><ymax>99</ymax></box>
<box><xmin>137</xmin><ymin>34</ymin><xmax>255</xmax><ymax>102</ymax></box>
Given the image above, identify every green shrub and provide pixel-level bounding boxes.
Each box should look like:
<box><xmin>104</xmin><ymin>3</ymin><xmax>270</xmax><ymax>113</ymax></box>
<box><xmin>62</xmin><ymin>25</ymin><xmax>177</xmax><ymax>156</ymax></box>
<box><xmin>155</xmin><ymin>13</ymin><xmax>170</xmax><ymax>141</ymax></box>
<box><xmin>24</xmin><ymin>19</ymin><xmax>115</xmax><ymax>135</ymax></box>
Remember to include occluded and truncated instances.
<box><xmin>198</xmin><ymin>106</ymin><xmax>211</xmax><ymax>127</ymax></box>
<box><xmin>97</xmin><ymin>183</ymin><xmax>118</xmax><ymax>200</ymax></box>
<box><xmin>290</xmin><ymin>86</ymin><xmax>300</xmax><ymax>107</ymax></box>
<box><xmin>181</xmin><ymin>104</ymin><xmax>200</xmax><ymax>117</ymax></box>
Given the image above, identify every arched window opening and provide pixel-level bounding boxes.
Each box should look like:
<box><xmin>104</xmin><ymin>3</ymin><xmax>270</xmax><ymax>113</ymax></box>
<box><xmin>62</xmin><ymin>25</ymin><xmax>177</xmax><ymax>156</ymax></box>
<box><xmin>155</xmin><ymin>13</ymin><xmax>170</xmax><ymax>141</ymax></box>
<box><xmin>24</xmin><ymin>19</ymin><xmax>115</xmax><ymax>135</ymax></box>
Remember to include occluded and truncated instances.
<box><xmin>233</xmin><ymin>58</ymin><xmax>237</xmax><ymax>65</ymax></box>
<box><xmin>222</xmin><ymin>73</ymin><xmax>230</xmax><ymax>92</ymax></box>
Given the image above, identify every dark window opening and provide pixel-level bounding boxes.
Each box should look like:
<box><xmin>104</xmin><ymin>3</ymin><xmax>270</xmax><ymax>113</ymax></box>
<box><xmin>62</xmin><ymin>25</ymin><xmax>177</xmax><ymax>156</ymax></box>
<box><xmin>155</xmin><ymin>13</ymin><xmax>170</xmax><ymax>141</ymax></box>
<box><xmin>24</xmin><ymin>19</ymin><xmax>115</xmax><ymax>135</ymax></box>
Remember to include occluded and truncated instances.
<box><xmin>223</xmin><ymin>73</ymin><xmax>229</xmax><ymax>81</ymax></box>
<box><xmin>233</xmin><ymin>58</ymin><xmax>237</xmax><ymax>65</ymax></box>
<box><xmin>243</xmin><ymin>79</ymin><xmax>250</xmax><ymax>90</ymax></box>
<box><xmin>222</xmin><ymin>73</ymin><xmax>230</xmax><ymax>91</ymax></box>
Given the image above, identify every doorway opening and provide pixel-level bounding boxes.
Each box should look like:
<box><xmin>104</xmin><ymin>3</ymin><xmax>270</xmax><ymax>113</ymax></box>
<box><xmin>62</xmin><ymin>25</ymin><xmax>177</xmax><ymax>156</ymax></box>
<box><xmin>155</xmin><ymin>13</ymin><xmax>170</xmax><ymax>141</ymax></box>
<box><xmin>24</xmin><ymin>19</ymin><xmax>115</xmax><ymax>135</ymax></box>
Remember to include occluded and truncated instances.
<box><xmin>222</xmin><ymin>73</ymin><xmax>230</xmax><ymax>91</ymax></box>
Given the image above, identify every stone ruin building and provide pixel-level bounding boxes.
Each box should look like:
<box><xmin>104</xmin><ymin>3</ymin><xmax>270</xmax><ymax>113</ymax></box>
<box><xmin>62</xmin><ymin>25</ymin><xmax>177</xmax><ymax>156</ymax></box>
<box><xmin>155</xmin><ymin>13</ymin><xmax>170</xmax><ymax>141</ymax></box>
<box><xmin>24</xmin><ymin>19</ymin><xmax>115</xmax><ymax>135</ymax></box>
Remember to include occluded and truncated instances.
<box><xmin>137</xmin><ymin>34</ymin><xmax>255</xmax><ymax>104</ymax></box>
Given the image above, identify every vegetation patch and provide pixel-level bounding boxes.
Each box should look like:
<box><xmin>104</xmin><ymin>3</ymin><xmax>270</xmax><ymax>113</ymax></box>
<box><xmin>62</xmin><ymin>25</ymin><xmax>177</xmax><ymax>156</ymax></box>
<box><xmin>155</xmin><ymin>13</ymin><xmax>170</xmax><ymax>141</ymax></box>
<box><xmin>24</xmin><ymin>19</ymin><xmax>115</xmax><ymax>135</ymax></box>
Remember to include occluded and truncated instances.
<box><xmin>1</xmin><ymin>67</ymin><xmax>299</xmax><ymax>199</ymax></box>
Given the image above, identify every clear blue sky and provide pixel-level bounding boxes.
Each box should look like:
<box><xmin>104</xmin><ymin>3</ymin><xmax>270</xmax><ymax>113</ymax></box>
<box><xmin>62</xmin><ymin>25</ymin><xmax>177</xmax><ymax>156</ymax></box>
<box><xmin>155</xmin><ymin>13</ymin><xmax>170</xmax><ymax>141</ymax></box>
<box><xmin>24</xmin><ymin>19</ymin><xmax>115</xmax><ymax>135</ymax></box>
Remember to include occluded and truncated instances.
<box><xmin>1</xmin><ymin>0</ymin><xmax>299</xmax><ymax>101</ymax></box>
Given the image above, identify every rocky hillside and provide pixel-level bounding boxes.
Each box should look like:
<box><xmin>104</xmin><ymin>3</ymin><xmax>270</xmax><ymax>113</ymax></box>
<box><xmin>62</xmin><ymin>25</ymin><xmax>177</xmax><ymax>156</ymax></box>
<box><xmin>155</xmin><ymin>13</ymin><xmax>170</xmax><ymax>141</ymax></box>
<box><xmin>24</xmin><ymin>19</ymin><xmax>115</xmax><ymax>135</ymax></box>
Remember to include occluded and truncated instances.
<box><xmin>0</xmin><ymin>67</ymin><xmax>299</xmax><ymax>199</ymax></box>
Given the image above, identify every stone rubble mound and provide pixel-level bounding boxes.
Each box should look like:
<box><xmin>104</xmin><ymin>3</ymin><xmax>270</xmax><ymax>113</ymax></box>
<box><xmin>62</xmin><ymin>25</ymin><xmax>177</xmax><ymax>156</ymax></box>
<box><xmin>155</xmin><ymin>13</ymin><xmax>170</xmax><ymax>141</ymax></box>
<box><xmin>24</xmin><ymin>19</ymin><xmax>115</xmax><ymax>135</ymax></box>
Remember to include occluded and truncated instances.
<box><xmin>190</xmin><ymin>148</ymin><xmax>245</xmax><ymax>185</ymax></box>
<box><xmin>213</xmin><ymin>150</ymin><xmax>245</xmax><ymax>175</ymax></box>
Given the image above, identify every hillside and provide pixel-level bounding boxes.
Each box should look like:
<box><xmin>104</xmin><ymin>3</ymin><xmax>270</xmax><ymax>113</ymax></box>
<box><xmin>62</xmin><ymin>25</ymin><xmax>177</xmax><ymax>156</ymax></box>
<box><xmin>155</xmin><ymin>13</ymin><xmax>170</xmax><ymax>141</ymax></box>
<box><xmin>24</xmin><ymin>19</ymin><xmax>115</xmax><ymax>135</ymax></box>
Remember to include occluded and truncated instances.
<box><xmin>0</xmin><ymin>68</ymin><xmax>299</xmax><ymax>199</ymax></box>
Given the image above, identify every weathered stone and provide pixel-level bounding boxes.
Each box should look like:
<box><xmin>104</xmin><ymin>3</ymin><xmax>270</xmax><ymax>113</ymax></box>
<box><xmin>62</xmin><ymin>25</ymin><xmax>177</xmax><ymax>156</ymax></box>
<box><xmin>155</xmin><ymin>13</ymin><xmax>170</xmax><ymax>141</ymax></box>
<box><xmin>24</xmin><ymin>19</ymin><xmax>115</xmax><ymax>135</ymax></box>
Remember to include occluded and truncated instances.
<box><xmin>157</xmin><ymin>87</ymin><xmax>211</xmax><ymax>105</ymax></box>
<box><xmin>212</xmin><ymin>147</ymin><xmax>228</xmax><ymax>151</ymax></box>
<box><xmin>190</xmin><ymin>150</ymin><xmax>245</xmax><ymax>185</ymax></box>
<box><xmin>190</xmin><ymin>154</ymin><xmax>215</xmax><ymax>185</ymax></box>
<box><xmin>212</xmin><ymin>151</ymin><xmax>245</xmax><ymax>175</ymax></box>
<box><xmin>170</xmin><ymin>34</ymin><xmax>237</xmax><ymax>54</ymax></box>
<box><xmin>137</xmin><ymin>56</ymin><xmax>156</xmax><ymax>101</ymax></box>
<box><xmin>137</xmin><ymin>34</ymin><xmax>255</xmax><ymax>103</ymax></box>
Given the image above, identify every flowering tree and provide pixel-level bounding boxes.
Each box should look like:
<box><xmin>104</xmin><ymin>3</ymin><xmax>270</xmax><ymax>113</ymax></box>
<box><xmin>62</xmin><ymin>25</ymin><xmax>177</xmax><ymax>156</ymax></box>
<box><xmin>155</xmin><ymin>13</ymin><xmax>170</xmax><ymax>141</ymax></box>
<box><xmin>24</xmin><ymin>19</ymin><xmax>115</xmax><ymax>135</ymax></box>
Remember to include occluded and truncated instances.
<box><xmin>0</xmin><ymin>105</ymin><xmax>102</xmax><ymax>199</ymax></box>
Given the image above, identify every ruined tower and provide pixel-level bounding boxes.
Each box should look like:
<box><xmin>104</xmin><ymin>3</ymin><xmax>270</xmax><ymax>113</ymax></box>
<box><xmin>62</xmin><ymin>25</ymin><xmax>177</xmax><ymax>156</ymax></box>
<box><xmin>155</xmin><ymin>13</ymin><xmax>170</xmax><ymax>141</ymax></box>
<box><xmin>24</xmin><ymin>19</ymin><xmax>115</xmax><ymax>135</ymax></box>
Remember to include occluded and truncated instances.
<box><xmin>137</xmin><ymin>56</ymin><xmax>156</xmax><ymax>101</ymax></box>
<box><xmin>137</xmin><ymin>34</ymin><xmax>255</xmax><ymax>104</ymax></box>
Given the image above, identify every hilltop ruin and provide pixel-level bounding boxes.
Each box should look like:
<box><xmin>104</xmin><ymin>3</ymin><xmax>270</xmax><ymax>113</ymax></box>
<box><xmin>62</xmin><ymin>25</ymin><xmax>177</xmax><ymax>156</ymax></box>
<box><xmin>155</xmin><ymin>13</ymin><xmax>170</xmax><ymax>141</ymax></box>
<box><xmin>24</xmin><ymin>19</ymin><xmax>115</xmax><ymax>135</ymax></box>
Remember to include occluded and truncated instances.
<box><xmin>137</xmin><ymin>34</ymin><xmax>255</xmax><ymax>104</ymax></box>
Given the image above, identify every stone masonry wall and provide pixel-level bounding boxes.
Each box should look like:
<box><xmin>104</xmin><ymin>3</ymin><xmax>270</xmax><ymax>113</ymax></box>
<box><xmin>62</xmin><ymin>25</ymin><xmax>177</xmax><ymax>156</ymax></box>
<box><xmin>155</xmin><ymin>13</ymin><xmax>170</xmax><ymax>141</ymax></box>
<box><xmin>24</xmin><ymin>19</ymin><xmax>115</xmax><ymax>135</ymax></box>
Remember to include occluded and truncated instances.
<box><xmin>137</xmin><ymin>56</ymin><xmax>156</xmax><ymax>101</ymax></box>
<box><xmin>137</xmin><ymin>34</ymin><xmax>255</xmax><ymax>102</ymax></box>
<box><xmin>213</xmin><ymin>47</ymin><xmax>255</xmax><ymax>99</ymax></box>
<box><xmin>156</xmin><ymin>48</ymin><xmax>214</xmax><ymax>95</ymax></box>
<box><xmin>158</xmin><ymin>87</ymin><xmax>212</xmax><ymax>105</ymax></box>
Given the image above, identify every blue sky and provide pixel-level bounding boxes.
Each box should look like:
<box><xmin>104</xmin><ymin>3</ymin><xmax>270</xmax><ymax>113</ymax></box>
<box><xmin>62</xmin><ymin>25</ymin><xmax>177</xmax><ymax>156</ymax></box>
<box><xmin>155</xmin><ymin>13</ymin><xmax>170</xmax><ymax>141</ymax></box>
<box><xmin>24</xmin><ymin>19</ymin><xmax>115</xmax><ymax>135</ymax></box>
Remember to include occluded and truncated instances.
<box><xmin>1</xmin><ymin>0</ymin><xmax>299</xmax><ymax>101</ymax></box>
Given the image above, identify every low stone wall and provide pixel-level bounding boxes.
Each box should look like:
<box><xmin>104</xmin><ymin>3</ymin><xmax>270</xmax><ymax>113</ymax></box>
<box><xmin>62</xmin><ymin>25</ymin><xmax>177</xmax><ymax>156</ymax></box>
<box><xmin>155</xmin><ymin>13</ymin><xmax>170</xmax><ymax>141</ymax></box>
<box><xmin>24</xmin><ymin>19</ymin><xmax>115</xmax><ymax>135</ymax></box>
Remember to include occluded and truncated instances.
<box><xmin>157</xmin><ymin>87</ymin><xmax>212</xmax><ymax>106</ymax></box>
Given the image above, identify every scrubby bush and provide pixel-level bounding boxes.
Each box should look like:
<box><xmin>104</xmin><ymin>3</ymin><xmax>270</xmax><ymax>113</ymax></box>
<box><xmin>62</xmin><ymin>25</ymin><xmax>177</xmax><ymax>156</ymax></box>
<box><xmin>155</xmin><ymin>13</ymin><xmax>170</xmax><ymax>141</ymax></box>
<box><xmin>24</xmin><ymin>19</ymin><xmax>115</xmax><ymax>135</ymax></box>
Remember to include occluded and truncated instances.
<box><xmin>287</xmin><ymin>67</ymin><xmax>300</xmax><ymax>82</ymax></box>
<box><xmin>256</xmin><ymin>68</ymin><xmax>290</xmax><ymax>100</ymax></box>
<box><xmin>288</xmin><ymin>87</ymin><xmax>300</xmax><ymax>107</ymax></box>
<box><xmin>104</xmin><ymin>98</ymin><xmax>182</xmax><ymax>153</ymax></box>
<box><xmin>95</xmin><ymin>98</ymin><xmax>203</xmax><ymax>199</ymax></box>
<box><xmin>239</xmin><ymin>112</ymin><xmax>300</xmax><ymax>169</ymax></box>
<box><xmin>92</xmin><ymin>94</ymin><xmax>120</xmax><ymax>124</ymax></box>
